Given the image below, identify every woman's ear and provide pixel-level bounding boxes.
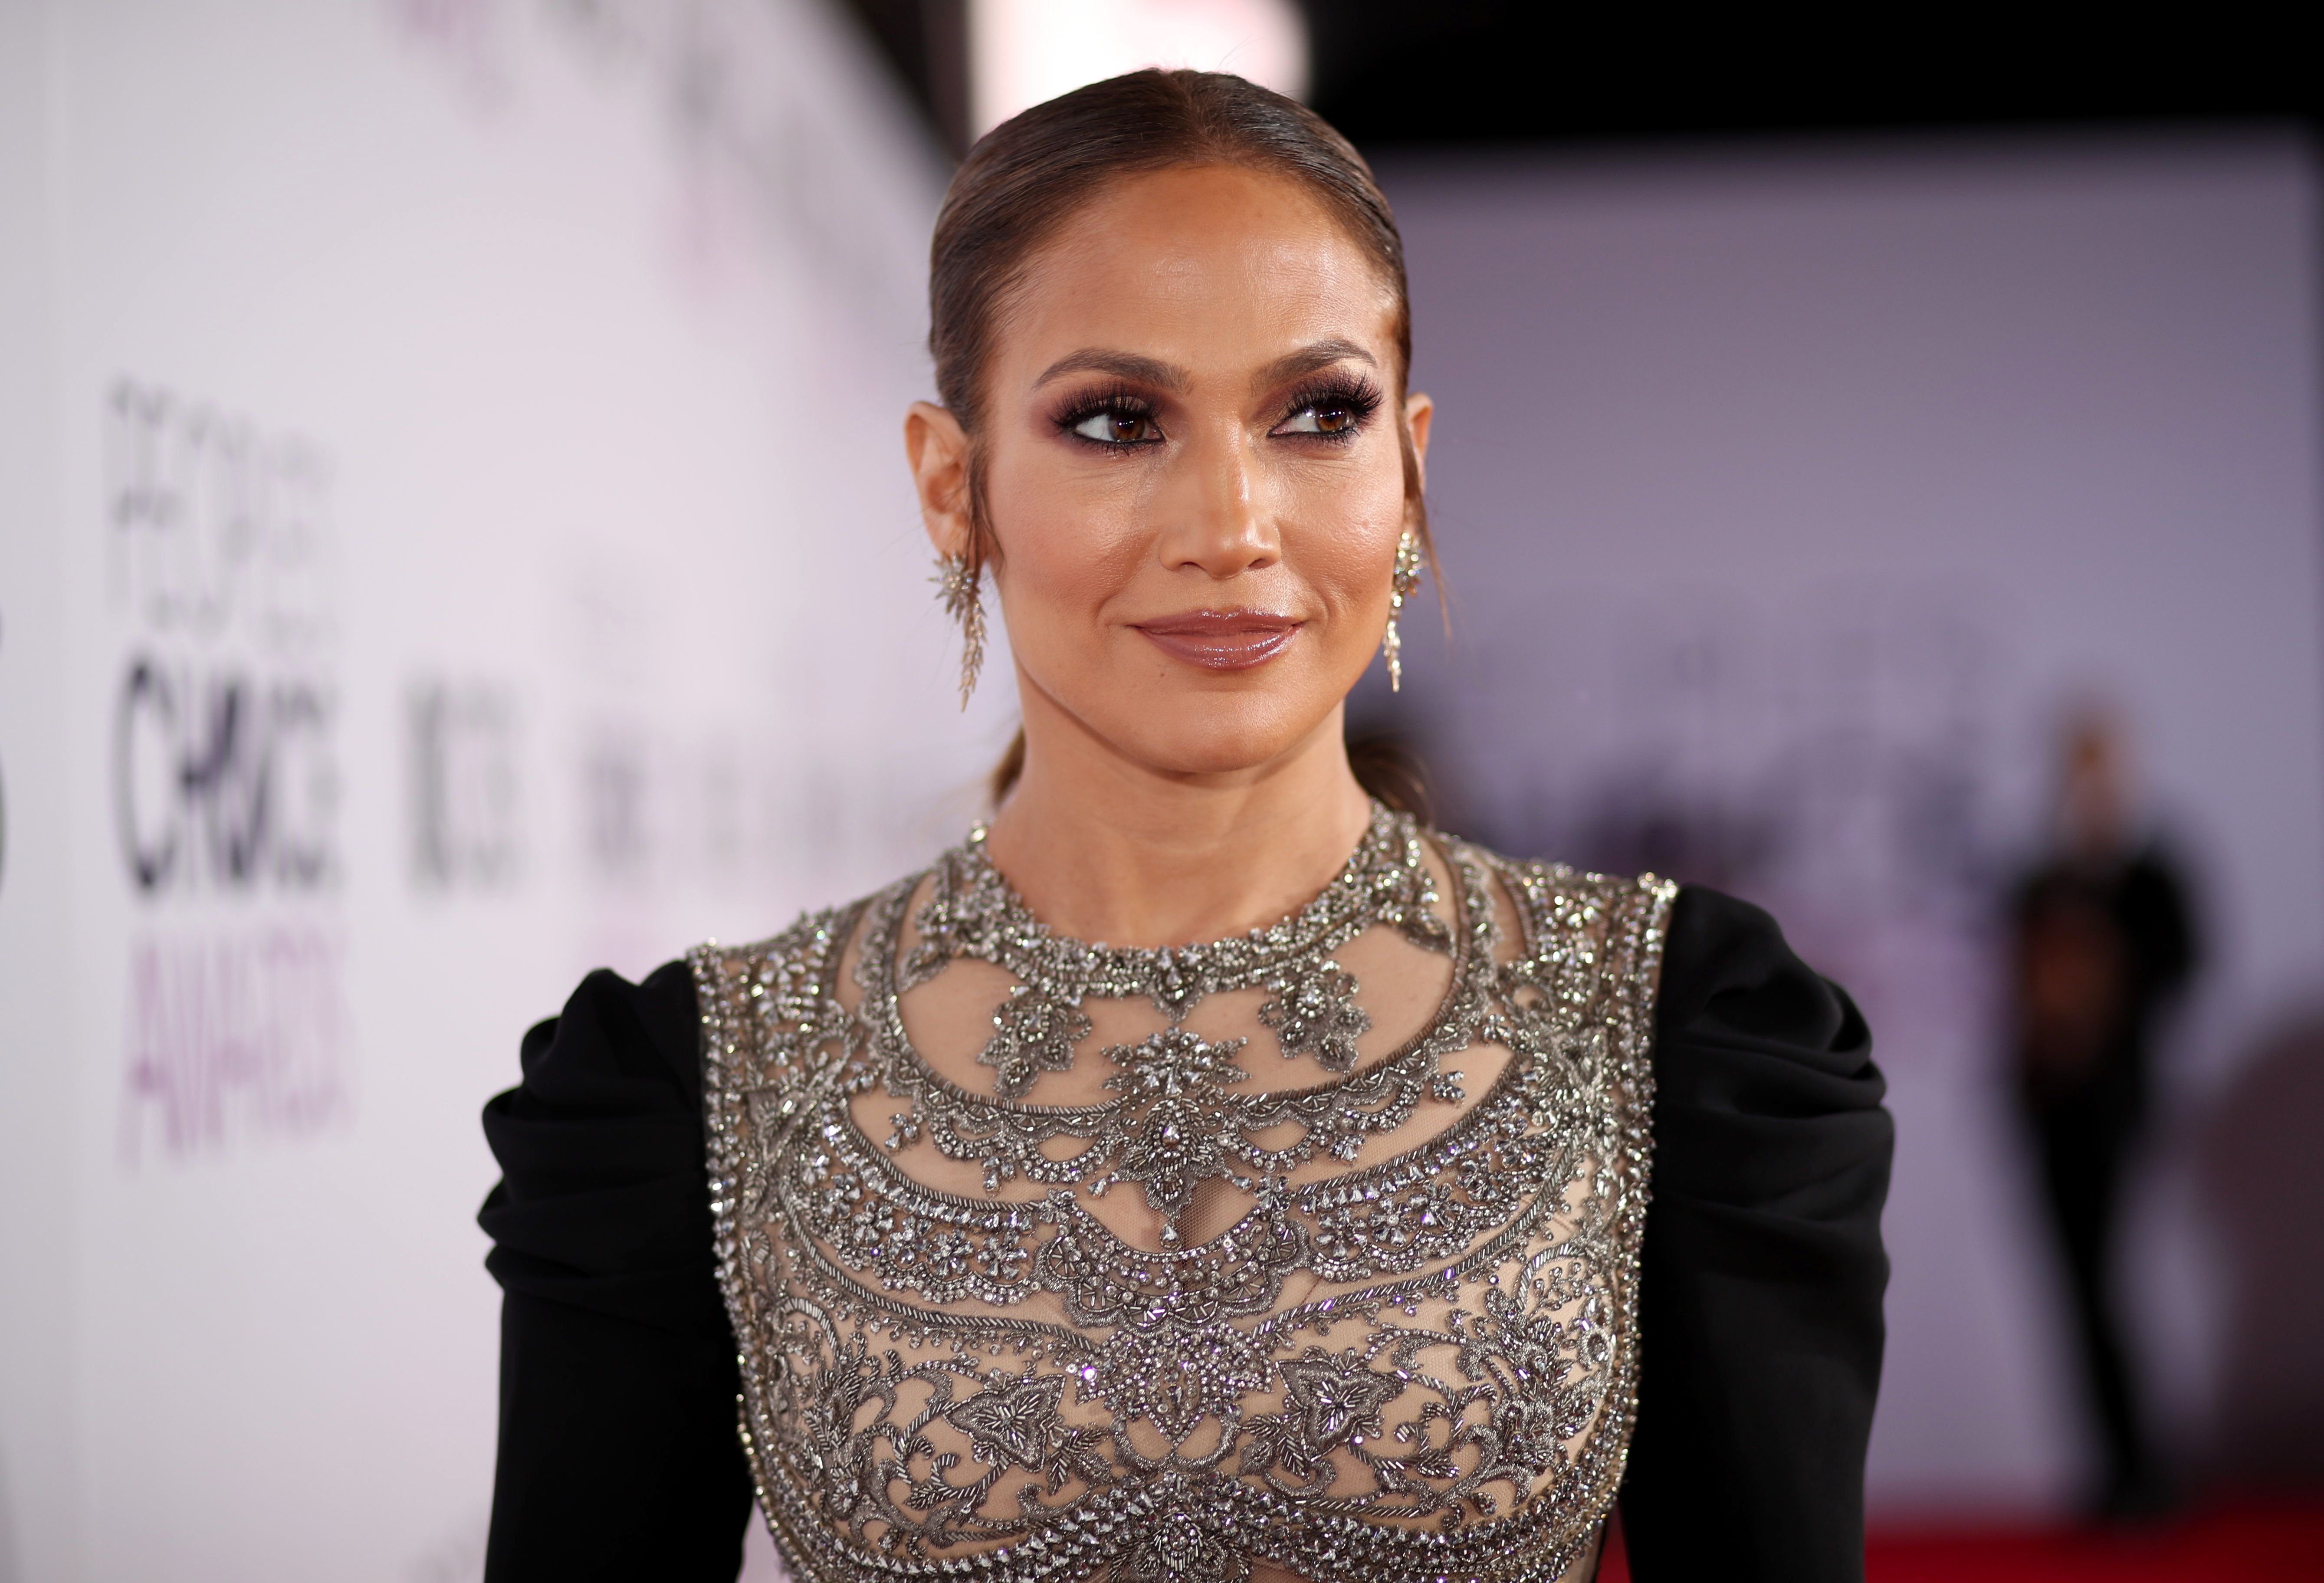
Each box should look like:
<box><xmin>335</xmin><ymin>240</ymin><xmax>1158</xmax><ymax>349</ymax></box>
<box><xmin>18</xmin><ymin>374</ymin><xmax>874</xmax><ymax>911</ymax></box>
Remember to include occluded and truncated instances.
<box><xmin>1403</xmin><ymin>391</ymin><xmax>1434</xmax><ymax>489</ymax></box>
<box><xmin>905</xmin><ymin>401</ymin><xmax>973</xmax><ymax>558</ymax></box>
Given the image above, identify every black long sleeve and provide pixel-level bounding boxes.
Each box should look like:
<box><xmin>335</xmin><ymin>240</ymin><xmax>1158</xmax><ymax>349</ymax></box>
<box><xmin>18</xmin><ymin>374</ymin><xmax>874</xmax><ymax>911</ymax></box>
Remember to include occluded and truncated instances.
<box><xmin>478</xmin><ymin>962</ymin><xmax>754</xmax><ymax>1583</ymax></box>
<box><xmin>1618</xmin><ymin>884</ymin><xmax>1894</xmax><ymax>1582</ymax></box>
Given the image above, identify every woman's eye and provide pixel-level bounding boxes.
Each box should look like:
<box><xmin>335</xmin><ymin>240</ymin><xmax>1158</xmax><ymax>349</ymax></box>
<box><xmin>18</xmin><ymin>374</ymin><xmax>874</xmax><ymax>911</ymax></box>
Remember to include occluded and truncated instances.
<box><xmin>1071</xmin><ymin>409</ymin><xmax>1160</xmax><ymax>444</ymax></box>
<box><xmin>1277</xmin><ymin>403</ymin><xmax>1359</xmax><ymax>436</ymax></box>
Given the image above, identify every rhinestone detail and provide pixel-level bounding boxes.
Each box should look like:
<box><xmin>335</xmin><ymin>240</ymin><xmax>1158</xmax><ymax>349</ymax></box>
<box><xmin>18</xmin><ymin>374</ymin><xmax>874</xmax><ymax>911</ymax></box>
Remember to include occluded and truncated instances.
<box><xmin>692</xmin><ymin>817</ymin><xmax>1674</xmax><ymax>1583</ymax></box>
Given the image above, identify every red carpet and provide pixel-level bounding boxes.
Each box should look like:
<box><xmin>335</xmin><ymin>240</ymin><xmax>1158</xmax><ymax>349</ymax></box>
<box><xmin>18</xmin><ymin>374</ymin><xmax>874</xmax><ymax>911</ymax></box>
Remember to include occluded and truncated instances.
<box><xmin>1596</xmin><ymin>1498</ymin><xmax>2324</xmax><ymax>1581</ymax></box>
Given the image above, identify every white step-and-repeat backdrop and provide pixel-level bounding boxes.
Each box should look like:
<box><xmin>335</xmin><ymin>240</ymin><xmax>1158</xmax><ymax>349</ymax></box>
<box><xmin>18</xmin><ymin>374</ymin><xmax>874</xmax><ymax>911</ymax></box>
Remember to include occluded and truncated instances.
<box><xmin>0</xmin><ymin>2</ymin><xmax>1014</xmax><ymax>1578</ymax></box>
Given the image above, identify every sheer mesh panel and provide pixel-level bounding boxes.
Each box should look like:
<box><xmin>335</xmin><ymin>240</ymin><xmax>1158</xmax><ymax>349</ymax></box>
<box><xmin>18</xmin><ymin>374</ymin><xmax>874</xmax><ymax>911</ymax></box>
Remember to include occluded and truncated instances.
<box><xmin>693</xmin><ymin>809</ymin><xmax>1671</xmax><ymax>1583</ymax></box>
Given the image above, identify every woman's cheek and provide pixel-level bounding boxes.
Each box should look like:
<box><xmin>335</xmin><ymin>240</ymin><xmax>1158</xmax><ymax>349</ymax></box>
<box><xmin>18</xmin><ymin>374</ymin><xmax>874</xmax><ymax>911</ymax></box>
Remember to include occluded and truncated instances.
<box><xmin>1297</xmin><ymin>502</ymin><xmax>1402</xmax><ymax>619</ymax></box>
<box><xmin>996</xmin><ymin>506</ymin><xmax>1139</xmax><ymax>656</ymax></box>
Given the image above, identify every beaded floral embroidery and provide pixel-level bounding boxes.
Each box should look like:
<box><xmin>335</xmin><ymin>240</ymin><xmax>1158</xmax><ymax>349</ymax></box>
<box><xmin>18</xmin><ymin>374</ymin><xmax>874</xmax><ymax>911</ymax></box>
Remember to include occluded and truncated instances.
<box><xmin>692</xmin><ymin>812</ymin><xmax>1674</xmax><ymax>1583</ymax></box>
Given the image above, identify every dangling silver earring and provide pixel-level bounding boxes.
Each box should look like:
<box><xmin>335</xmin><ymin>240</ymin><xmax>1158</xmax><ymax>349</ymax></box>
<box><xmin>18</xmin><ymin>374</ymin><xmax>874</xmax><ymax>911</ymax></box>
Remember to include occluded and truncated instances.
<box><xmin>1382</xmin><ymin>528</ymin><xmax>1423</xmax><ymax>693</ymax></box>
<box><xmin>936</xmin><ymin>551</ymin><xmax>985</xmax><ymax>709</ymax></box>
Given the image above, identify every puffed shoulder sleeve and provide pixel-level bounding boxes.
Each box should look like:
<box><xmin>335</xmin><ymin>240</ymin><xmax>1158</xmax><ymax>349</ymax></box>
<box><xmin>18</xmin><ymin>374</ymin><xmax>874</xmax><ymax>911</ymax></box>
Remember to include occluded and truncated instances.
<box><xmin>477</xmin><ymin>962</ymin><xmax>754</xmax><ymax>1583</ymax></box>
<box><xmin>1617</xmin><ymin>886</ymin><xmax>1893</xmax><ymax>1583</ymax></box>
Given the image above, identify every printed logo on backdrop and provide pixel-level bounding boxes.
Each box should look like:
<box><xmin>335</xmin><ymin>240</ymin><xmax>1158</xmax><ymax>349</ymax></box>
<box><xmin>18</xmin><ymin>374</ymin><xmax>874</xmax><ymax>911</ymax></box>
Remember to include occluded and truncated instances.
<box><xmin>407</xmin><ymin>680</ymin><xmax>521</xmax><ymax>888</ymax></box>
<box><xmin>106</xmin><ymin>378</ymin><xmax>353</xmax><ymax>1165</ymax></box>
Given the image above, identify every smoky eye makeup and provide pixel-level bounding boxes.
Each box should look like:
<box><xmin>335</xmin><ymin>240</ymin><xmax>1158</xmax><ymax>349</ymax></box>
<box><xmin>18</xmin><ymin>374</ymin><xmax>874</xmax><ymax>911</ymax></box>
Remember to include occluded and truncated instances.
<box><xmin>1051</xmin><ymin>383</ymin><xmax>1168</xmax><ymax>448</ymax></box>
<box><xmin>1046</xmin><ymin>366</ymin><xmax>1387</xmax><ymax>449</ymax></box>
<box><xmin>1269</xmin><ymin>371</ymin><xmax>1385</xmax><ymax>442</ymax></box>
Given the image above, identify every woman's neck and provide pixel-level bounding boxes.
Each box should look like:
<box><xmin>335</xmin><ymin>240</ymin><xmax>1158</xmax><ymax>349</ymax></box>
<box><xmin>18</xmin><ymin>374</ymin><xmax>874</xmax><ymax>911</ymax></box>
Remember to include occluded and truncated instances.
<box><xmin>980</xmin><ymin>689</ymin><xmax>1375</xmax><ymax>951</ymax></box>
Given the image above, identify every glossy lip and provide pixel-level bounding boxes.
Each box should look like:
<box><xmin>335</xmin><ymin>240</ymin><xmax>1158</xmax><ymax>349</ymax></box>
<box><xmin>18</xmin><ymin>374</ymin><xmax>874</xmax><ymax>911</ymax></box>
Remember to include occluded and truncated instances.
<box><xmin>1132</xmin><ymin>608</ymin><xmax>1302</xmax><ymax>671</ymax></box>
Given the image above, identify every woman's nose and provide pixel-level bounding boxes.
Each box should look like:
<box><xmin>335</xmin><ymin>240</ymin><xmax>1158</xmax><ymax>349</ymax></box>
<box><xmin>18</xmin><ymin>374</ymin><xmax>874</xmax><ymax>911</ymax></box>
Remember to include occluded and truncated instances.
<box><xmin>1155</xmin><ymin>427</ymin><xmax>1280</xmax><ymax>580</ymax></box>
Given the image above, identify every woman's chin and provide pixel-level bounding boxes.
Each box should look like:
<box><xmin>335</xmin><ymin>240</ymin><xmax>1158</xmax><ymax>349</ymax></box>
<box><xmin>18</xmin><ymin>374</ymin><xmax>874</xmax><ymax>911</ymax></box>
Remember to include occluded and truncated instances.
<box><xmin>1023</xmin><ymin>655</ymin><xmax>1358</xmax><ymax>782</ymax></box>
<box><xmin>1108</xmin><ymin>704</ymin><xmax>1340</xmax><ymax>782</ymax></box>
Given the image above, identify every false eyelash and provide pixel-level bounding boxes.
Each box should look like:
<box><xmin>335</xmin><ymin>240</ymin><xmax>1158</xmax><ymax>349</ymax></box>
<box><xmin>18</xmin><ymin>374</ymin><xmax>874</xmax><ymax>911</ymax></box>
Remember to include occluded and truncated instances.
<box><xmin>1274</xmin><ymin>372</ymin><xmax>1385</xmax><ymax>437</ymax></box>
<box><xmin>1051</xmin><ymin>383</ymin><xmax>1163</xmax><ymax>443</ymax></box>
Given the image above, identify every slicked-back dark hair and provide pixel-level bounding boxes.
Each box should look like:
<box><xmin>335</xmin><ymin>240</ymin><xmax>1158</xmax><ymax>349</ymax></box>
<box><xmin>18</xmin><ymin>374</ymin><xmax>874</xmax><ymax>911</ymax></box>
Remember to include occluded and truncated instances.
<box><xmin>930</xmin><ymin>69</ymin><xmax>1434</xmax><ymax>807</ymax></box>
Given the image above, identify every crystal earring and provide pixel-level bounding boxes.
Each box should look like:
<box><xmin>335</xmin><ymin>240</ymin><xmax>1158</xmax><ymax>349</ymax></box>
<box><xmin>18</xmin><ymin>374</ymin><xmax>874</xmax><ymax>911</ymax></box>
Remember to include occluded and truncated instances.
<box><xmin>936</xmin><ymin>551</ymin><xmax>986</xmax><ymax>709</ymax></box>
<box><xmin>1382</xmin><ymin>528</ymin><xmax>1423</xmax><ymax>693</ymax></box>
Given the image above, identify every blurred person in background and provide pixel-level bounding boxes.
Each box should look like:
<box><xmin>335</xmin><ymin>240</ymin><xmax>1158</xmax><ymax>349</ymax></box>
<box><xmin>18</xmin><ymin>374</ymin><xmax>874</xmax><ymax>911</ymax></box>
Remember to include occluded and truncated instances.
<box><xmin>477</xmin><ymin>70</ymin><xmax>1892</xmax><ymax>1583</ymax></box>
<box><xmin>2010</xmin><ymin>707</ymin><xmax>2199</xmax><ymax>1520</ymax></box>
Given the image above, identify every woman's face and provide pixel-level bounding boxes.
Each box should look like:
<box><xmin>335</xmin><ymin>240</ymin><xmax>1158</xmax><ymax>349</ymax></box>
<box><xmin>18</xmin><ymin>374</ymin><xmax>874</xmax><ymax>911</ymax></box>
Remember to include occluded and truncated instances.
<box><xmin>911</xmin><ymin>163</ymin><xmax>1430</xmax><ymax>783</ymax></box>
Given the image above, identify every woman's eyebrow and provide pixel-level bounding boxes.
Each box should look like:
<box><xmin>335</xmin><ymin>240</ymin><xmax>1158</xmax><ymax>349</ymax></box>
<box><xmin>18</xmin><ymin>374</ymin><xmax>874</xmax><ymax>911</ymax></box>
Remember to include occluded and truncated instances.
<box><xmin>1033</xmin><ymin>349</ymin><xmax>1187</xmax><ymax>390</ymax></box>
<box><xmin>1254</xmin><ymin>338</ymin><xmax>1376</xmax><ymax>390</ymax></box>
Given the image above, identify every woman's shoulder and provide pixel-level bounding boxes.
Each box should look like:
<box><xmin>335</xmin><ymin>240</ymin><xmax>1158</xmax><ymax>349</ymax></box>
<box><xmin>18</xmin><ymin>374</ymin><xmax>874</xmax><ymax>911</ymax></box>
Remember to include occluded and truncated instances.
<box><xmin>475</xmin><ymin>877</ymin><xmax>907</xmax><ymax>1327</ymax></box>
<box><xmin>1439</xmin><ymin>830</ymin><xmax>1680</xmax><ymax>988</ymax></box>
<box><xmin>479</xmin><ymin>956</ymin><xmax>733</xmax><ymax>1331</ymax></box>
<box><xmin>1444</xmin><ymin>825</ymin><xmax>1882</xmax><ymax>1124</ymax></box>
<box><xmin>685</xmin><ymin>888</ymin><xmax>884</xmax><ymax>1010</ymax></box>
<box><xmin>683</xmin><ymin>872</ymin><xmax>927</xmax><ymax>1071</ymax></box>
<box><xmin>1656</xmin><ymin>886</ymin><xmax>1868</xmax><ymax>1063</ymax></box>
<box><xmin>510</xmin><ymin>865</ymin><xmax>919</xmax><ymax>1119</ymax></box>
<box><xmin>1448</xmin><ymin>831</ymin><xmax>1678</xmax><ymax>916</ymax></box>
<box><xmin>1645</xmin><ymin>883</ymin><xmax>1890</xmax><ymax>1206</ymax></box>
<box><xmin>498</xmin><ymin>958</ymin><xmax>704</xmax><ymax>1113</ymax></box>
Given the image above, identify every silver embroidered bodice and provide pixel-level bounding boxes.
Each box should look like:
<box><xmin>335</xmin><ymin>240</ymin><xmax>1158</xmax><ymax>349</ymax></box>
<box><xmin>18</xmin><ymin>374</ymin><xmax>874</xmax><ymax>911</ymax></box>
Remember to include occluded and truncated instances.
<box><xmin>690</xmin><ymin>808</ymin><xmax>1675</xmax><ymax>1583</ymax></box>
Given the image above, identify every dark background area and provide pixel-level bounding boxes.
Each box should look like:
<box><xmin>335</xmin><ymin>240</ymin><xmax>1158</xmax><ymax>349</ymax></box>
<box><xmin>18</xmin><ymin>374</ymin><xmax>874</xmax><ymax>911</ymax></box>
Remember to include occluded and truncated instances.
<box><xmin>841</xmin><ymin>0</ymin><xmax>2320</xmax><ymax>158</ymax></box>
